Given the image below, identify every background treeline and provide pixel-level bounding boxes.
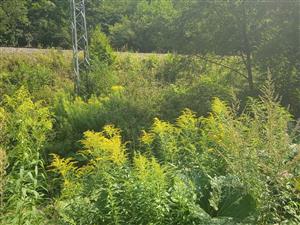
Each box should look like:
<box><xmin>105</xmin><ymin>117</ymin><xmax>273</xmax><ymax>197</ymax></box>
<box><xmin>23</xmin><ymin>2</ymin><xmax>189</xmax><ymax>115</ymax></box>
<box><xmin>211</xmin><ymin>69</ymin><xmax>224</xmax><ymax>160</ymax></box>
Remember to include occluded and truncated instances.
<box><xmin>1</xmin><ymin>0</ymin><xmax>299</xmax><ymax>53</ymax></box>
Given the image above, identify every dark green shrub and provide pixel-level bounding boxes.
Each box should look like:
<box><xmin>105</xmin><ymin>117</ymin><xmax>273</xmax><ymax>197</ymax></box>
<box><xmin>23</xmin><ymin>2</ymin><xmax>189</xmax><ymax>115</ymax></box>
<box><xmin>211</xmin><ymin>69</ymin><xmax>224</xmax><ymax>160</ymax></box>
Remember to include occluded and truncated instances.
<box><xmin>159</xmin><ymin>76</ymin><xmax>233</xmax><ymax>121</ymax></box>
<box><xmin>0</xmin><ymin>63</ymin><xmax>54</xmax><ymax>97</ymax></box>
<box><xmin>155</xmin><ymin>55</ymin><xmax>205</xmax><ymax>83</ymax></box>
<box><xmin>90</xmin><ymin>27</ymin><xmax>115</xmax><ymax>65</ymax></box>
<box><xmin>0</xmin><ymin>54</ymin><xmax>73</xmax><ymax>104</ymax></box>
<box><xmin>51</xmin><ymin>88</ymin><xmax>158</xmax><ymax>157</ymax></box>
<box><xmin>80</xmin><ymin>61</ymin><xmax>118</xmax><ymax>98</ymax></box>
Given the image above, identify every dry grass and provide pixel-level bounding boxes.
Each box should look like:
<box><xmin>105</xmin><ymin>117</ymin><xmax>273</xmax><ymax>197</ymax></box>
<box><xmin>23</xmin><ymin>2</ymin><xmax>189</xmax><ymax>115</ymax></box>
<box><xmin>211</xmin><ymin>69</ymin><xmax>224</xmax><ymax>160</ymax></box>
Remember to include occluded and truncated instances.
<box><xmin>0</xmin><ymin>108</ymin><xmax>6</xmax><ymax>208</ymax></box>
<box><xmin>0</xmin><ymin>47</ymin><xmax>166</xmax><ymax>62</ymax></box>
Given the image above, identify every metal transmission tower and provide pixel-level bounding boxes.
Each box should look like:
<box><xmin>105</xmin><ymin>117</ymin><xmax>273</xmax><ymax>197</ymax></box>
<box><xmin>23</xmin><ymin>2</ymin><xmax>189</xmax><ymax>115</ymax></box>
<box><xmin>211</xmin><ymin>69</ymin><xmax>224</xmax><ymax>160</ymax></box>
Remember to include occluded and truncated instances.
<box><xmin>70</xmin><ymin>0</ymin><xmax>89</xmax><ymax>94</ymax></box>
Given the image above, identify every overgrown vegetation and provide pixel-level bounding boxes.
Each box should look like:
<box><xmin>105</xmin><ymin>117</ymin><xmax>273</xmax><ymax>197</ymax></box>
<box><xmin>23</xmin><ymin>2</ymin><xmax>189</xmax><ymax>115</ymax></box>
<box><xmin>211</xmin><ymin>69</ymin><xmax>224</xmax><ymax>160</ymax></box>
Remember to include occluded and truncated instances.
<box><xmin>49</xmin><ymin>84</ymin><xmax>300</xmax><ymax>224</ymax></box>
<box><xmin>0</xmin><ymin>0</ymin><xmax>299</xmax><ymax>224</ymax></box>
<box><xmin>0</xmin><ymin>87</ymin><xmax>53</xmax><ymax>224</ymax></box>
<box><xmin>0</xmin><ymin>48</ymin><xmax>299</xmax><ymax>224</ymax></box>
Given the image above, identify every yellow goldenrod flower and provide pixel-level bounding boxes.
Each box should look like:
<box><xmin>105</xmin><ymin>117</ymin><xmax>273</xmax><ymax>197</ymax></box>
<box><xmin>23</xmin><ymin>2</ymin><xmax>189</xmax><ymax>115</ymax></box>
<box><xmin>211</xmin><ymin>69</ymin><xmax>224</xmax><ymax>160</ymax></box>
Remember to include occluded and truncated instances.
<box><xmin>111</xmin><ymin>85</ymin><xmax>124</xmax><ymax>92</ymax></box>
<box><xmin>140</xmin><ymin>130</ymin><xmax>154</xmax><ymax>145</ymax></box>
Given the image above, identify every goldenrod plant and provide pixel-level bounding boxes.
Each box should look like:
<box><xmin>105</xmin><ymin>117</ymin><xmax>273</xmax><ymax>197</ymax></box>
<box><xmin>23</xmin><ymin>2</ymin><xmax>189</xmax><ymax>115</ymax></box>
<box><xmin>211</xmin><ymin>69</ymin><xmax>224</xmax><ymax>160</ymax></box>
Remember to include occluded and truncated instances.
<box><xmin>0</xmin><ymin>87</ymin><xmax>52</xmax><ymax>225</ymax></box>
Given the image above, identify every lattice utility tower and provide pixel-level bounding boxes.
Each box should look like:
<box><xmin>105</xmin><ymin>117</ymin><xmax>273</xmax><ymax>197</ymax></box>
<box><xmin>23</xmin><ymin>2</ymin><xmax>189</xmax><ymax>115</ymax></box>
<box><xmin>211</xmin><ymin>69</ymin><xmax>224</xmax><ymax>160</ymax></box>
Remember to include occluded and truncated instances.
<box><xmin>70</xmin><ymin>0</ymin><xmax>89</xmax><ymax>94</ymax></box>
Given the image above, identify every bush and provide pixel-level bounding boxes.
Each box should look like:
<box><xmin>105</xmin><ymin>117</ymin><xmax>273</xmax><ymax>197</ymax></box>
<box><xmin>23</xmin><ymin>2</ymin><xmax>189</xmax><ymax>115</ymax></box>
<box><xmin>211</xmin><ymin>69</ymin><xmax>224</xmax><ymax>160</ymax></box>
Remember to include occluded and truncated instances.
<box><xmin>51</xmin><ymin>88</ymin><xmax>159</xmax><ymax>157</ymax></box>
<box><xmin>0</xmin><ymin>63</ymin><xmax>54</xmax><ymax>98</ymax></box>
<box><xmin>90</xmin><ymin>27</ymin><xmax>115</xmax><ymax>65</ymax></box>
<box><xmin>51</xmin><ymin>94</ymin><xmax>106</xmax><ymax>156</ymax></box>
<box><xmin>0</xmin><ymin>51</ymin><xmax>73</xmax><ymax>103</ymax></box>
<box><xmin>78</xmin><ymin>27</ymin><xmax>117</xmax><ymax>98</ymax></box>
<box><xmin>159</xmin><ymin>76</ymin><xmax>233</xmax><ymax>121</ymax></box>
<box><xmin>79</xmin><ymin>61</ymin><xmax>118</xmax><ymax>98</ymax></box>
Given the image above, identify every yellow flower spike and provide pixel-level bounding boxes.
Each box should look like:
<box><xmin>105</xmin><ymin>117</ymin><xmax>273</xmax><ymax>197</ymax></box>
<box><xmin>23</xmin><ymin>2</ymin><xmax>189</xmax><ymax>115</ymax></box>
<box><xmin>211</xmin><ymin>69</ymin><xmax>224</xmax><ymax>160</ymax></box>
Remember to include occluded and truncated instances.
<box><xmin>134</xmin><ymin>154</ymin><xmax>149</xmax><ymax>180</ymax></box>
<box><xmin>176</xmin><ymin>108</ymin><xmax>197</xmax><ymax>128</ymax></box>
<box><xmin>81</xmin><ymin>127</ymin><xmax>127</xmax><ymax>166</ymax></box>
<box><xmin>110</xmin><ymin>141</ymin><xmax>127</xmax><ymax>166</ymax></box>
<box><xmin>111</xmin><ymin>85</ymin><xmax>124</xmax><ymax>92</ymax></box>
<box><xmin>150</xmin><ymin>157</ymin><xmax>165</xmax><ymax>179</ymax></box>
<box><xmin>152</xmin><ymin>118</ymin><xmax>173</xmax><ymax>134</ymax></box>
<box><xmin>49</xmin><ymin>154</ymin><xmax>76</xmax><ymax>178</ymax></box>
<box><xmin>140</xmin><ymin>130</ymin><xmax>154</xmax><ymax>145</ymax></box>
<box><xmin>211</xmin><ymin>98</ymin><xmax>228</xmax><ymax>115</ymax></box>
<box><xmin>208</xmin><ymin>148</ymin><xmax>214</xmax><ymax>153</ymax></box>
<box><xmin>103</xmin><ymin>124</ymin><xmax>120</xmax><ymax>138</ymax></box>
<box><xmin>81</xmin><ymin>131</ymin><xmax>106</xmax><ymax>152</ymax></box>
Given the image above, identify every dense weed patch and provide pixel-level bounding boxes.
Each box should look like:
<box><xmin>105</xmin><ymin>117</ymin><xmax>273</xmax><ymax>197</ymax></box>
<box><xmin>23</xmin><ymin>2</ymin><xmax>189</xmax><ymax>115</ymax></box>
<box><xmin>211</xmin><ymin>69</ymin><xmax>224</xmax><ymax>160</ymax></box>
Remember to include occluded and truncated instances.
<box><xmin>0</xmin><ymin>51</ymin><xmax>299</xmax><ymax>224</ymax></box>
<box><xmin>48</xmin><ymin>85</ymin><xmax>300</xmax><ymax>224</ymax></box>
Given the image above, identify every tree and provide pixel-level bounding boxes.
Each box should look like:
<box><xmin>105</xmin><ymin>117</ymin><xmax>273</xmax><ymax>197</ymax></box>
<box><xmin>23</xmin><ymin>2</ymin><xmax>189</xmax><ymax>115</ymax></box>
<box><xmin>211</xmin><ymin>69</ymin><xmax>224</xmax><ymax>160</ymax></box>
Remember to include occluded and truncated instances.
<box><xmin>109</xmin><ymin>0</ymin><xmax>177</xmax><ymax>52</ymax></box>
<box><xmin>254</xmin><ymin>0</ymin><xmax>300</xmax><ymax>116</ymax></box>
<box><xmin>171</xmin><ymin>0</ymin><xmax>299</xmax><ymax>101</ymax></box>
<box><xmin>27</xmin><ymin>0</ymin><xmax>70</xmax><ymax>47</ymax></box>
<box><xmin>86</xmin><ymin>0</ymin><xmax>135</xmax><ymax>35</ymax></box>
<box><xmin>171</xmin><ymin>1</ymin><xmax>270</xmax><ymax>92</ymax></box>
<box><xmin>0</xmin><ymin>0</ymin><xmax>29</xmax><ymax>46</ymax></box>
